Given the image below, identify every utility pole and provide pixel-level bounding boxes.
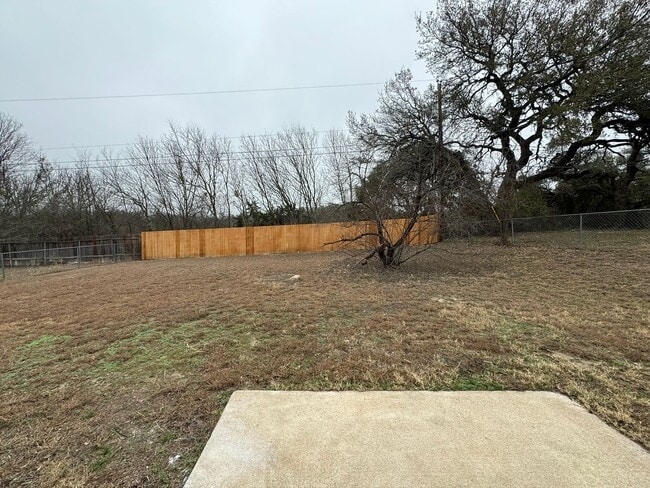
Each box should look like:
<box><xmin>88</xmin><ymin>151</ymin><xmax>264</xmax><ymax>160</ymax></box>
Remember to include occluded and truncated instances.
<box><xmin>436</xmin><ymin>79</ymin><xmax>446</xmax><ymax>240</ymax></box>
<box><xmin>437</xmin><ymin>80</ymin><xmax>443</xmax><ymax>148</ymax></box>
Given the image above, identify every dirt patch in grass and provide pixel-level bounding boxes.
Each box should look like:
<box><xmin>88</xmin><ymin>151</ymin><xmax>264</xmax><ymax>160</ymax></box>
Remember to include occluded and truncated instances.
<box><xmin>1</xmin><ymin>238</ymin><xmax>648</xmax><ymax>486</ymax></box>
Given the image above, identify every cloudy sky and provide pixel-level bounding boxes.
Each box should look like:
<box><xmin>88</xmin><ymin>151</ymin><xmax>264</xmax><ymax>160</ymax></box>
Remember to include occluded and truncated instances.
<box><xmin>1</xmin><ymin>1</ymin><xmax>434</xmax><ymax>163</ymax></box>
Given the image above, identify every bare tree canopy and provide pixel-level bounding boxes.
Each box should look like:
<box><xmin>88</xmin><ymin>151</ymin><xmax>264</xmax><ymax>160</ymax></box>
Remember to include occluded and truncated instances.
<box><xmin>0</xmin><ymin>113</ymin><xmax>51</xmax><ymax>239</ymax></box>
<box><xmin>0</xmin><ymin>112</ymin><xmax>32</xmax><ymax>179</ymax></box>
<box><xmin>240</xmin><ymin>126</ymin><xmax>328</xmax><ymax>225</ymax></box>
<box><xmin>340</xmin><ymin>72</ymin><xmax>490</xmax><ymax>266</ymax></box>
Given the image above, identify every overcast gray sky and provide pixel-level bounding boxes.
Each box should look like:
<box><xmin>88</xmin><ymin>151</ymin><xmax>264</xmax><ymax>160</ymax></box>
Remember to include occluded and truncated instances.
<box><xmin>1</xmin><ymin>1</ymin><xmax>434</xmax><ymax>162</ymax></box>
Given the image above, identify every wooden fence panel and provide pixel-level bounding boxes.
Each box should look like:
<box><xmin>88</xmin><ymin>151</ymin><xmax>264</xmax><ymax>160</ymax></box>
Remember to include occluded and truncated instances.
<box><xmin>333</xmin><ymin>220</ymin><xmax>379</xmax><ymax>250</ymax></box>
<box><xmin>253</xmin><ymin>225</ymin><xmax>284</xmax><ymax>254</ymax></box>
<box><xmin>141</xmin><ymin>217</ymin><xmax>440</xmax><ymax>260</ymax></box>
<box><xmin>415</xmin><ymin>215</ymin><xmax>439</xmax><ymax>245</ymax></box>
<box><xmin>309</xmin><ymin>223</ymin><xmax>340</xmax><ymax>252</ymax></box>
<box><xmin>204</xmin><ymin>228</ymin><xmax>247</xmax><ymax>257</ymax></box>
<box><xmin>178</xmin><ymin>229</ymin><xmax>202</xmax><ymax>258</ymax></box>
<box><xmin>142</xmin><ymin>230</ymin><xmax>177</xmax><ymax>259</ymax></box>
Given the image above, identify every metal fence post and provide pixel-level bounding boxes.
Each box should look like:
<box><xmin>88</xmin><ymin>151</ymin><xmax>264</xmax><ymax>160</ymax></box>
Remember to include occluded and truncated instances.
<box><xmin>77</xmin><ymin>241</ymin><xmax>82</xmax><ymax>268</ymax></box>
<box><xmin>511</xmin><ymin>219</ymin><xmax>515</xmax><ymax>245</ymax></box>
<box><xmin>1</xmin><ymin>251</ymin><xmax>4</xmax><ymax>281</ymax></box>
<box><xmin>43</xmin><ymin>242</ymin><xmax>47</xmax><ymax>266</ymax></box>
<box><xmin>579</xmin><ymin>214</ymin><xmax>584</xmax><ymax>250</ymax></box>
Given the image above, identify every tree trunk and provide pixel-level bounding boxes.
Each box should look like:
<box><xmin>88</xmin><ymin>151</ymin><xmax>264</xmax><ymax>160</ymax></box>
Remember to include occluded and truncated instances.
<box><xmin>495</xmin><ymin>170</ymin><xmax>517</xmax><ymax>245</ymax></box>
<box><xmin>615</xmin><ymin>141</ymin><xmax>641</xmax><ymax>210</ymax></box>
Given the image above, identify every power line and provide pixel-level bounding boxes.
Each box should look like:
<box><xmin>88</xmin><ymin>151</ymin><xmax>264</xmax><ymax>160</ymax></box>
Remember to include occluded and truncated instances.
<box><xmin>41</xmin><ymin>129</ymin><xmax>350</xmax><ymax>151</ymax></box>
<box><xmin>15</xmin><ymin>148</ymin><xmax>367</xmax><ymax>173</ymax></box>
<box><xmin>43</xmin><ymin>142</ymin><xmax>148</xmax><ymax>151</ymax></box>
<box><xmin>42</xmin><ymin>143</ymin><xmax>360</xmax><ymax>166</ymax></box>
<box><xmin>0</xmin><ymin>79</ymin><xmax>434</xmax><ymax>103</ymax></box>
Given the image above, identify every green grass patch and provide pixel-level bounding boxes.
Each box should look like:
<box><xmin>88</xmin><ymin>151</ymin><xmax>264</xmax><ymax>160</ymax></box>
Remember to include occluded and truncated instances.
<box><xmin>91</xmin><ymin>445</ymin><xmax>114</xmax><ymax>472</ymax></box>
<box><xmin>1</xmin><ymin>334</ymin><xmax>73</xmax><ymax>388</ymax></box>
<box><xmin>451</xmin><ymin>375</ymin><xmax>505</xmax><ymax>391</ymax></box>
<box><xmin>81</xmin><ymin>310</ymin><xmax>273</xmax><ymax>380</ymax></box>
<box><xmin>20</xmin><ymin>334</ymin><xmax>62</xmax><ymax>349</ymax></box>
<box><xmin>2</xmin><ymin>310</ymin><xmax>273</xmax><ymax>390</ymax></box>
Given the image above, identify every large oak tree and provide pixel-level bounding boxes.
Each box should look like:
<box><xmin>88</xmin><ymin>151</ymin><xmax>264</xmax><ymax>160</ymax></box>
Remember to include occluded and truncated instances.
<box><xmin>417</xmin><ymin>0</ymin><xmax>650</xmax><ymax>240</ymax></box>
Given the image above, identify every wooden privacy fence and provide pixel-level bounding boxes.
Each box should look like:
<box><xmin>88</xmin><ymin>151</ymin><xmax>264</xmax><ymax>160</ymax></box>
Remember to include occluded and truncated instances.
<box><xmin>141</xmin><ymin>216</ymin><xmax>440</xmax><ymax>260</ymax></box>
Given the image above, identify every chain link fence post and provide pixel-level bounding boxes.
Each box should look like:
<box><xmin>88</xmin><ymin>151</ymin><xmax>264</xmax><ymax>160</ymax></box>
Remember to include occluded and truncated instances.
<box><xmin>511</xmin><ymin>219</ymin><xmax>515</xmax><ymax>245</ymax></box>
<box><xmin>1</xmin><ymin>251</ymin><xmax>5</xmax><ymax>281</ymax></box>
<box><xmin>579</xmin><ymin>214</ymin><xmax>584</xmax><ymax>250</ymax></box>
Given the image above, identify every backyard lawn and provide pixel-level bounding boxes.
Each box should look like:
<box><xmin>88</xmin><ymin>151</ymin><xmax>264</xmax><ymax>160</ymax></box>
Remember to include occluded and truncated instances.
<box><xmin>1</xmin><ymin>238</ymin><xmax>648</xmax><ymax>487</ymax></box>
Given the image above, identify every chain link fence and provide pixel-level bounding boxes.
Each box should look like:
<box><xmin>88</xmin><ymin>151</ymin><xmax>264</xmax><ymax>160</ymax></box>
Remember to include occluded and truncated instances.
<box><xmin>1</xmin><ymin>210</ymin><xmax>647</xmax><ymax>279</ymax></box>
<box><xmin>443</xmin><ymin>218</ymin><xmax>501</xmax><ymax>239</ymax></box>
<box><xmin>510</xmin><ymin>209</ymin><xmax>650</xmax><ymax>250</ymax></box>
<box><xmin>1</xmin><ymin>236</ymin><xmax>140</xmax><ymax>280</ymax></box>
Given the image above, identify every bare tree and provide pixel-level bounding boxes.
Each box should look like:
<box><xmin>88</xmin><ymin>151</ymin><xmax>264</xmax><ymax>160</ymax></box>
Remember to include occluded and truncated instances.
<box><xmin>41</xmin><ymin>158</ymin><xmax>116</xmax><ymax>239</ymax></box>
<box><xmin>163</xmin><ymin>124</ymin><xmax>202</xmax><ymax>229</ymax></box>
<box><xmin>323</xmin><ymin>130</ymin><xmax>363</xmax><ymax>206</ymax></box>
<box><xmin>131</xmin><ymin>136</ymin><xmax>177</xmax><ymax>228</ymax></box>
<box><xmin>0</xmin><ymin>112</ymin><xmax>52</xmax><ymax>239</ymax></box>
<box><xmin>213</xmin><ymin>135</ymin><xmax>236</xmax><ymax>227</ymax></box>
<box><xmin>241</xmin><ymin>133</ymin><xmax>299</xmax><ymax>223</ymax></box>
<box><xmin>276</xmin><ymin>126</ymin><xmax>324</xmax><ymax>216</ymax></box>
<box><xmin>230</xmin><ymin>161</ymin><xmax>251</xmax><ymax>226</ymax></box>
<box><xmin>102</xmin><ymin>148</ymin><xmax>155</xmax><ymax>230</ymax></box>
<box><xmin>0</xmin><ymin>112</ymin><xmax>32</xmax><ymax>180</ymax></box>
<box><xmin>181</xmin><ymin>127</ymin><xmax>236</xmax><ymax>227</ymax></box>
<box><xmin>337</xmin><ymin>72</ymin><xmax>490</xmax><ymax>266</ymax></box>
<box><xmin>240</xmin><ymin>126</ymin><xmax>329</xmax><ymax>224</ymax></box>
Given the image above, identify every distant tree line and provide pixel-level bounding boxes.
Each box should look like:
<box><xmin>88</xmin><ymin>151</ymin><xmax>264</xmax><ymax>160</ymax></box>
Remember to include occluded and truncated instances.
<box><xmin>1</xmin><ymin>0</ymin><xmax>648</xmax><ymax>252</ymax></box>
<box><xmin>0</xmin><ymin>114</ymin><xmax>365</xmax><ymax>241</ymax></box>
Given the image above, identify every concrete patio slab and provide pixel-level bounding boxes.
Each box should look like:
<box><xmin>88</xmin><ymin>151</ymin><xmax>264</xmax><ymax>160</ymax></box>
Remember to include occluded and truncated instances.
<box><xmin>184</xmin><ymin>391</ymin><xmax>649</xmax><ymax>487</ymax></box>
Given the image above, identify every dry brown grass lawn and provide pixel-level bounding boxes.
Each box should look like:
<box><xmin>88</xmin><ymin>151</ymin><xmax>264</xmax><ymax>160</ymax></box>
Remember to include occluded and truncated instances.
<box><xmin>1</xmin><ymin>238</ymin><xmax>648</xmax><ymax>487</ymax></box>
